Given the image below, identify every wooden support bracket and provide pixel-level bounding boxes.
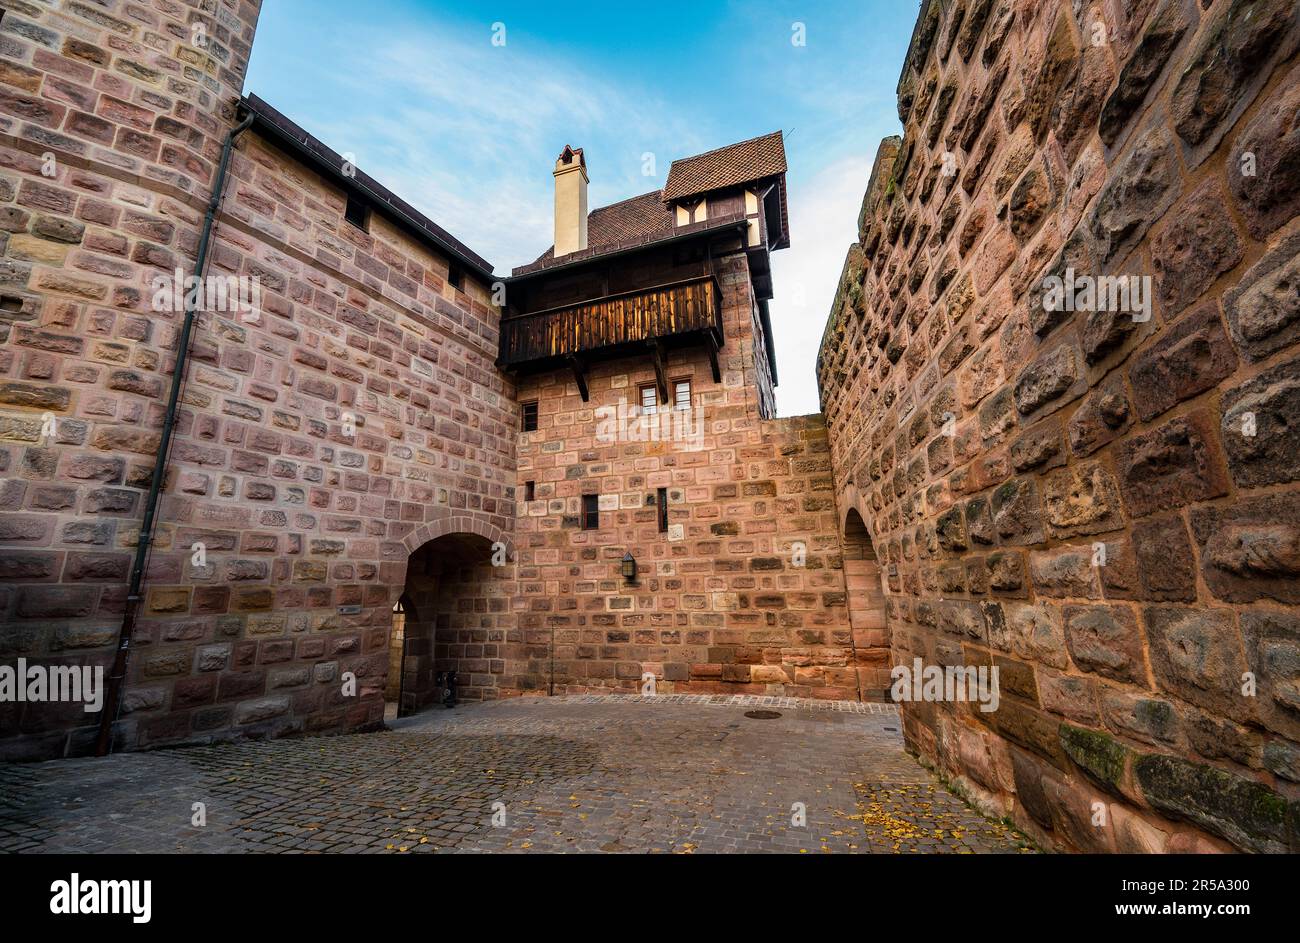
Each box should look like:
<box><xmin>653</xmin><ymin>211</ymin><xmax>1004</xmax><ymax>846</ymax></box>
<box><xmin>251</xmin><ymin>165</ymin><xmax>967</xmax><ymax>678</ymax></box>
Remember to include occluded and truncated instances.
<box><xmin>567</xmin><ymin>354</ymin><xmax>589</xmax><ymax>402</ymax></box>
<box><xmin>706</xmin><ymin>332</ymin><xmax>722</xmax><ymax>384</ymax></box>
<box><xmin>650</xmin><ymin>341</ymin><xmax>670</xmax><ymax>402</ymax></box>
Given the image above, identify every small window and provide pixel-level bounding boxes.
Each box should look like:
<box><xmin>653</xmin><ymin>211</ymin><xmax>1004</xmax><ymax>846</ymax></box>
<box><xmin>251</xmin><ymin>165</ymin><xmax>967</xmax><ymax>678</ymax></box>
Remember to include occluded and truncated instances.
<box><xmin>521</xmin><ymin>401</ymin><xmax>538</xmax><ymax>432</ymax></box>
<box><xmin>639</xmin><ymin>384</ymin><xmax>657</xmax><ymax>415</ymax></box>
<box><xmin>344</xmin><ymin>193</ymin><xmax>369</xmax><ymax>232</ymax></box>
<box><xmin>525</xmin><ymin>480</ymin><xmax>535</xmax><ymax>502</ymax></box>
<box><xmin>447</xmin><ymin>261</ymin><xmax>462</xmax><ymax>290</ymax></box>
<box><xmin>673</xmin><ymin>379</ymin><xmax>691</xmax><ymax>411</ymax></box>
<box><xmin>581</xmin><ymin>494</ymin><xmax>599</xmax><ymax>531</ymax></box>
<box><xmin>657</xmin><ymin>487</ymin><xmax>668</xmax><ymax>533</ymax></box>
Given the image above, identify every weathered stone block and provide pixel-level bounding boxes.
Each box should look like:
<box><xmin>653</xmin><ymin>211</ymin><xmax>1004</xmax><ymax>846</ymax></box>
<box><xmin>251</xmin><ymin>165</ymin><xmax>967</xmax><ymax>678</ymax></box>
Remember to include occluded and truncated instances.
<box><xmin>1128</xmin><ymin>304</ymin><xmax>1238</xmax><ymax>422</ymax></box>
<box><xmin>1014</xmin><ymin>343</ymin><xmax>1078</xmax><ymax>416</ymax></box>
<box><xmin>935</xmin><ymin>505</ymin><xmax>968</xmax><ymax>552</ymax></box>
<box><xmin>1067</xmin><ymin>374</ymin><xmax>1132</xmax><ymax>457</ymax></box>
<box><xmin>1004</xmin><ymin>602</ymin><xmax>1069</xmax><ymax>670</ymax></box>
<box><xmin>990</xmin><ymin>477</ymin><xmax>1044</xmax><ymax>545</ymax></box>
<box><xmin>1222</xmin><ymin>226</ymin><xmax>1300</xmax><ymax>361</ymax></box>
<box><xmin>1101</xmin><ymin>688</ymin><xmax>1180</xmax><ymax>747</ymax></box>
<box><xmin>1063</xmin><ymin>605</ymin><xmax>1146</xmax><ymax>684</ymax></box>
<box><xmin>1150</xmin><ymin>183</ymin><xmax>1244</xmax><ymax>316</ymax></box>
<box><xmin>965</xmin><ymin>496</ymin><xmax>994</xmax><ymax>545</ymax></box>
<box><xmin>1009</xmin><ymin>417</ymin><xmax>1064</xmax><ymax>472</ymax></box>
<box><xmin>1115</xmin><ymin>411</ymin><xmax>1229</xmax><ymax>518</ymax></box>
<box><xmin>1228</xmin><ymin>72</ymin><xmax>1300</xmax><ymax>237</ymax></box>
<box><xmin>1030</xmin><ymin>545</ymin><xmax>1100</xmax><ymax>599</ymax></box>
<box><xmin>1042</xmin><ymin>461</ymin><xmax>1124</xmax><ymax>538</ymax></box>
<box><xmin>978</xmin><ymin>385</ymin><xmax>1017</xmax><ymax>444</ymax></box>
<box><xmin>1130</xmin><ymin>513</ymin><xmax>1196</xmax><ymax>602</ymax></box>
<box><xmin>1190</xmin><ymin>493</ymin><xmax>1300</xmax><ymax>604</ymax></box>
<box><xmin>1098</xmin><ymin>0</ymin><xmax>1189</xmax><ymax>146</ymax></box>
<box><xmin>1169</xmin><ymin>0</ymin><xmax>1300</xmax><ymax>152</ymax></box>
<box><xmin>1134</xmin><ymin>753</ymin><xmax>1291</xmax><ymax>853</ymax></box>
<box><xmin>1145</xmin><ymin>606</ymin><xmax>1251</xmax><ymax>721</ymax></box>
<box><xmin>1088</xmin><ymin>124</ymin><xmax>1180</xmax><ymax>263</ymax></box>
<box><xmin>1238</xmin><ymin>609</ymin><xmax>1300</xmax><ymax>740</ymax></box>
<box><xmin>1219</xmin><ymin>353</ymin><xmax>1300</xmax><ymax>488</ymax></box>
<box><xmin>1059</xmin><ymin>723</ymin><xmax>1133</xmax><ymax>797</ymax></box>
<box><xmin>1025</xmin><ymin>12</ymin><xmax>1078</xmax><ymax>142</ymax></box>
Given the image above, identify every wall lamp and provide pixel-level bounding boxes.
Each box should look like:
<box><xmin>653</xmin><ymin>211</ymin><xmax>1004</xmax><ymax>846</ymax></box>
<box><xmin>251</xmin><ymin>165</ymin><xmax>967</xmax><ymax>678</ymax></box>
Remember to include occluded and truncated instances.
<box><xmin>620</xmin><ymin>551</ymin><xmax>638</xmax><ymax>583</ymax></box>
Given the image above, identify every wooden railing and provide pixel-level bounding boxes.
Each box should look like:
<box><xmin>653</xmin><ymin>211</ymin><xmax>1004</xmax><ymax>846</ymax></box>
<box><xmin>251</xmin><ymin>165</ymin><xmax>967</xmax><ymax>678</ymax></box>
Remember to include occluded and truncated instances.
<box><xmin>498</xmin><ymin>275</ymin><xmax>721</xmax><ymax>367</ymax></box>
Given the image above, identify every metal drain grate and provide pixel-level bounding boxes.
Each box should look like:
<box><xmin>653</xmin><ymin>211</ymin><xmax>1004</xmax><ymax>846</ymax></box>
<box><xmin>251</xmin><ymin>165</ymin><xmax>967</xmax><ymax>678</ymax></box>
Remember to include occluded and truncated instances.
<box><xmin>744</xmin><ymin>710</ymin><xmax>782</xmax><ymax>720</ymax></box>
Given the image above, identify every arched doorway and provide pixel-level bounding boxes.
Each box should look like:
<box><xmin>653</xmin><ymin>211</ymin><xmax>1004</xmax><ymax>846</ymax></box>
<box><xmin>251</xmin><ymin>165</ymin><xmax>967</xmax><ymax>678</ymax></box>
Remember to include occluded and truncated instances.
<box><xmin>395</xmin><ymin>531</ymin><xmax>515</xmax><ymax>716</ymax></box>
<box><xmin>843</xmin><ymin>507</ymin><xmax>890</xmax><ymax>701</ymax></box>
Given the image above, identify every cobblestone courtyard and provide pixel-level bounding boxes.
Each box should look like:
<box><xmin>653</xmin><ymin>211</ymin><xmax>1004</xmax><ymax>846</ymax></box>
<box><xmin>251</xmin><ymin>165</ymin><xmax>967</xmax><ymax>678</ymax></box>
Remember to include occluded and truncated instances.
<box><xmin>0</xmin><ymin>697</ymin><xmax>1035</xmax><ymax>854</ymax></box>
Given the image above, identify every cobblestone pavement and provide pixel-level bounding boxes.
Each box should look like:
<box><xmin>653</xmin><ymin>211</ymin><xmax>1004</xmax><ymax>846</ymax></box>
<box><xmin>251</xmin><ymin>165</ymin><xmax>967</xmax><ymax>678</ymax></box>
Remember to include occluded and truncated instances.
<box><xmin>0</xmin><ymin>696</ymin><xmax>1036</xmax><ymax>854</ymax></box>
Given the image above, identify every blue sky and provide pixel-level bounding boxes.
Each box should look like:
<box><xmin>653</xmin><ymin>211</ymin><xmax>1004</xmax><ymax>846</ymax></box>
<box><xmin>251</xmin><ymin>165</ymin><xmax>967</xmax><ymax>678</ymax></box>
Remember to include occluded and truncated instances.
<box><xmin>244</xmin><ymin>0</ymin><xmax>915</xmax><ymax>415</ymax></box>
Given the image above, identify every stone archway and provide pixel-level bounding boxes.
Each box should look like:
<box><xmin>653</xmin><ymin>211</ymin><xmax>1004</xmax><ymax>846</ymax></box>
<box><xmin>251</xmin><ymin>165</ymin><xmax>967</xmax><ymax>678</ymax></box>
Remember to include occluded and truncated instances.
<box><xmin>842</xmin><ymin>505</ymin><xmax>890</xmax><ymax>701</ymax></box>
<box><xmin>400</xmin><ymin>510</ymin><xmax>514</xmax><ymax>560</ymax></box>
<box><xmin>397</xmin><ymin>529</ymin><xmax>517</xmax><ymax>714</ymax></box>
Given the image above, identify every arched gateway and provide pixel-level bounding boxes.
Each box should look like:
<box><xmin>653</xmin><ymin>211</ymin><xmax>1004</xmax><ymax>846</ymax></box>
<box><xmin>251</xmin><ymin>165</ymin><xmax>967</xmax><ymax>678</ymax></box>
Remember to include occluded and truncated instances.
<box><xmin>391</xmin><ymin>529</ymin><xmax>519</xmax><ymax>716</ymax></box>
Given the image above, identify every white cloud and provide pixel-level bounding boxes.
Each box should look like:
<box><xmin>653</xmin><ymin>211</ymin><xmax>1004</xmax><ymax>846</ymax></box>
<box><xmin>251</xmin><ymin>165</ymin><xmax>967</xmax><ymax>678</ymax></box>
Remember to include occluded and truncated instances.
<box><xmin>768</xmin><ymin>153</ymin><xmax>870</xmax><ymax>417</ymax></box>
<box><xmin>246</xmin><ymin>6</ymin><xmax>893</xmax><ymax>416</ymax></box>
<box><xmin>286</xmin><ymin>29</ymin><xmax>704</xmax><ymax>273</ymax></box>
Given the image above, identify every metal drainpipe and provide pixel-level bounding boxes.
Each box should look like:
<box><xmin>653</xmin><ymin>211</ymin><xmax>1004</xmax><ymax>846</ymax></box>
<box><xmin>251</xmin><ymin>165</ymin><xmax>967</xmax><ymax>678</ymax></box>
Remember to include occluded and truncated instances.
<box><xmin>95</xmin><ymin>109</ymin><xmax>256</xmax><ymax>757</ymax></box>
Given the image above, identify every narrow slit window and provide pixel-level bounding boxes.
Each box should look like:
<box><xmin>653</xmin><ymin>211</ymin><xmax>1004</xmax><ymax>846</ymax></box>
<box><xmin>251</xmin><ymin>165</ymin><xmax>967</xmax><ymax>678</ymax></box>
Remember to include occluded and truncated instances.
<box><xmin>639</xmin><ymin>384</ymin><xmax>657</xmax><ymax>415</ymax></box>
<box><xmin>344</xmin><ymin>193</ymin><xmax>370</xmax><ymax>232</ymax></box>
<box><xmin>525</xmin><ymin>480</ymin><xmax>535</xmax><ymax>502</ymax></box>
<box><xmin>673</xmin><ymin>379</ymin><xmax>691</xmax><ymax>411</ymax></box>
<box><xmin>657</xmin><ymin>487</ymin><xmax>669</xmax><ymax>533</ymax></box>
<box><xmin>447</xmin><ymin>261</ymin><xmax>462</xmax><ymax>290</ymax></box>
<box><xmin>521</xmin><ymin>401</ymin><xmax>538</xmax><ymax>432</ymax></box>
<box><xmin>581</xmin><ymin>494</ymin><xmax>600</xmax><ymax>531</ymax></box>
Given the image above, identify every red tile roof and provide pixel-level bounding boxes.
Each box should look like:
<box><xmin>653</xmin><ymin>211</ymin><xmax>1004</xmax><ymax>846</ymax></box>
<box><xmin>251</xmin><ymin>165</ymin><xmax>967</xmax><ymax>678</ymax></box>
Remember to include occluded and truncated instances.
<box><xmin>529</xmin><ymin>190</ymin><xmax>673</xmax><ymax>266</ymax></box>
<box><xmin>518</xmin><ymin>131</ymin><xmax>788</xmax><ymax>275</ymax></box>
<box><xmin>662</xmin><ymin>131</ymin><xmax>787</xmax><ymax>201</ymax></box>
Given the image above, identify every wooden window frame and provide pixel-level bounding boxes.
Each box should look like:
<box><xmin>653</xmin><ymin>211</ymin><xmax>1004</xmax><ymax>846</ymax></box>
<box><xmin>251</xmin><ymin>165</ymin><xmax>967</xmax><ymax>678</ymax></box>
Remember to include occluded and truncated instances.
<box><xmin>672</xmin><ymin>378</ymin><xmax>691</xmax><ymax>411</ymax></box>
<box><xmin>581</xmin><ymin>493</ymin><xmax>600</xmax><ymax>531</ymax></box>
<box><xmin>344</xmin><ymin>193</ymin><xmax>370</xmax><ymax>232</ymax></box>
<box><xmin>521</xmin><ymin>400</ymin><xmax>539</xmax><ymax>432</ymax></box>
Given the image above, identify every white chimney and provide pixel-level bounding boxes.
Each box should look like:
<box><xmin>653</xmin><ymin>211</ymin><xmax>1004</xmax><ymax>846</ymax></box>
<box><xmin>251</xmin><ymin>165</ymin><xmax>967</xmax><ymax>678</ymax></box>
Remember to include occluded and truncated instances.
<box><xmin>553</xmin><ymin>145</ymin><xmax>588</xmax><ymax>256</ymax></box>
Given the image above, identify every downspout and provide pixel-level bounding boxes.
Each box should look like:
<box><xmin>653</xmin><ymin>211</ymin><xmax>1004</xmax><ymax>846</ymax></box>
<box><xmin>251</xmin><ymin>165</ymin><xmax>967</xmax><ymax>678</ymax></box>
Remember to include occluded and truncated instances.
<box><xmin>95</xmin><ymin>108</ymin><xmax>255</xmax><ymax>757</ymax></box>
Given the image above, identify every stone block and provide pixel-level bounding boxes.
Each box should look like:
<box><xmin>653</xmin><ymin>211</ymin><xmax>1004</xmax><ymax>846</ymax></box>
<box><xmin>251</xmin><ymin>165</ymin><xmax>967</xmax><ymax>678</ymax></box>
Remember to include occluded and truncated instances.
<box><xmin>1115</xmin><ymin>410</ymin><xmax>1229</xmax><ymax>518</ymax></box>
<box><xmin>1144</xmin><ymin>606</ymin><xmax>1251</xmax><ymax>722</ymax></box>
<box><xmin>1128</xmin><ymin>303</ymin><xmax>1237</xmax><ymax>422</ymax></box>
<box><xmin>1189</xmin><ymin>492</ymin><xmax>1300</xmax><ymax>604</ymax></box>
<box><xmin>1219</xmin><ymin>353</ymin><xmax>1300</xmax><ymax>488</ymax></box>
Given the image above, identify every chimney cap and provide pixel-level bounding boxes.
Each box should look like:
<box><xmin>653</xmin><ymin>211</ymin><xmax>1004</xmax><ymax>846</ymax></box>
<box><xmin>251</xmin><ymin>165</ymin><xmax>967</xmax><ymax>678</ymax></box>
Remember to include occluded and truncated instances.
<box><xmin>556</xmin><ymin>144</ymin><xmax>585</xmax><ymax>169</ymax></box>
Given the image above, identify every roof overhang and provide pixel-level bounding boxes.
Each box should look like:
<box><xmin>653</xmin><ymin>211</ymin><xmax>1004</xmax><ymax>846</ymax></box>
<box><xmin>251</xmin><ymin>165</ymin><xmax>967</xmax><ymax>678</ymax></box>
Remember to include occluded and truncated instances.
<box><xmin>507</xmin><ymin>215</ymin><xmax>748</xmax><ymax>282</ymax></box>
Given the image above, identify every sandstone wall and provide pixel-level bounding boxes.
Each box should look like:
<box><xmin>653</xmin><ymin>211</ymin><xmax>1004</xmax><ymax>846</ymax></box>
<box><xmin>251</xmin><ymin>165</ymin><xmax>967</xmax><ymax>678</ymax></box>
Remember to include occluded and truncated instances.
<box><xmin>514</xmin><ymin>251</ymin><xmax>863</xmax><ymax>699</ymax></box>
<box><xmin>0</xmin><ymin>0</ymin><xmax>516</xmax><ymax>757</ymax></box>
<box><xmin>818</xmin><ymin>0</ymin><xmax>1300</xmax><ymax>852</ymax></box>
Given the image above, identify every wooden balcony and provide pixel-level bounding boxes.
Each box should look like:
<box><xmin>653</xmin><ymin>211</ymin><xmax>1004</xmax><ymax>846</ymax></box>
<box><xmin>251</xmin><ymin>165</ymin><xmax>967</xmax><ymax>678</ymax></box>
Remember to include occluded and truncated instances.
<box><xmin>498</xmin><ymin>275</ymin><xmax>723</xmax><ymax>379</ymax></box>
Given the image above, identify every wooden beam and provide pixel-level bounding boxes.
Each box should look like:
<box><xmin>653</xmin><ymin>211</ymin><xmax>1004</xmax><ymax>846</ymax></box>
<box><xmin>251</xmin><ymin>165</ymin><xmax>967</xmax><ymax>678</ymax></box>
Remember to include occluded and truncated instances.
<box><xmin>706</xmin><ymin>332</ymin><xmax>722</xmax><ymax>384</ymax></box>
<box><xmin>650</xmin><ymin>341</ymin><xmax>669</xmax><ymax>402</ymax></box>
<box><xmin>567</xmin><ymin>354</ymin><xmax>589</xmax><ymax>402</ymax></box>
